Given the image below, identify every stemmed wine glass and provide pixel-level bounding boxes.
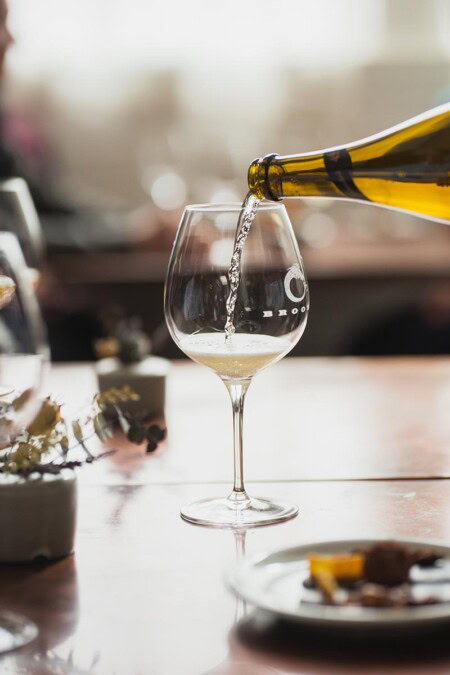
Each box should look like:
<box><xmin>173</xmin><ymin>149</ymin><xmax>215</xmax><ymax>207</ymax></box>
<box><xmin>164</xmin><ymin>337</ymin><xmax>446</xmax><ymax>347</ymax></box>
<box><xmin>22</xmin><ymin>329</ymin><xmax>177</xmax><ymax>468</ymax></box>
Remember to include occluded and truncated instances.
<box><xmin>0</xmin><ymin>232</ymin><xmax>48</xmax><ymax>651</ymax></box>
<box><xmin>164</xmin><ymin>202</ymin><xmax>309</xmax><ymax>527</ymax></box>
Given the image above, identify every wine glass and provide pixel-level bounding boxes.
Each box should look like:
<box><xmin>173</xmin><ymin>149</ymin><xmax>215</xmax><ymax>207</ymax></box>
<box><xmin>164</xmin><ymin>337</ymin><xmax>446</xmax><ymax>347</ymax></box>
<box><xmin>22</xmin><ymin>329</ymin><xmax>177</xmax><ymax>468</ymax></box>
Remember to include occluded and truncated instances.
<box><xmin>0</xmin><ymin>177</ymin><xmax>44</xmax><ymax>271</ymax></box>
<box><xmin>0</xmin><ymin>232</ymin><xmax>48</xmax><ymax>652</ymax></box>
<box><xmin>0</xmin><ymin>232</ymin><xmax>48</xmax><ymax>444</ymax></box>
<box><xmin>164</xmin><ymin>202</ymin><xmax>309</xmax><ymax>527</ymax></box>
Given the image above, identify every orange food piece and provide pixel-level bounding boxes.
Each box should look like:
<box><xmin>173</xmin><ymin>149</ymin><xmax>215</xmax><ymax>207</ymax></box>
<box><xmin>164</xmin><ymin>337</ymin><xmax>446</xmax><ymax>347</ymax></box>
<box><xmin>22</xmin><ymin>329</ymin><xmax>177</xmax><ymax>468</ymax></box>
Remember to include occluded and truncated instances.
<box><xmin>308</xmin><ymin>553</ymin><xmax>364</xmax><ymax>580</ymax></box>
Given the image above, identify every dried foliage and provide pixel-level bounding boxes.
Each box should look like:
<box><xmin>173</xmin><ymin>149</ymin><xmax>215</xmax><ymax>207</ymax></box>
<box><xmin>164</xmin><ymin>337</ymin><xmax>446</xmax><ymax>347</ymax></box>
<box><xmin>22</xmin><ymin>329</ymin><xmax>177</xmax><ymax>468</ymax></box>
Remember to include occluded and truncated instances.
<box><xmin>0</xmin><ymin>386</ymin><xmax>166</xmax><ymax>477</ymax></box>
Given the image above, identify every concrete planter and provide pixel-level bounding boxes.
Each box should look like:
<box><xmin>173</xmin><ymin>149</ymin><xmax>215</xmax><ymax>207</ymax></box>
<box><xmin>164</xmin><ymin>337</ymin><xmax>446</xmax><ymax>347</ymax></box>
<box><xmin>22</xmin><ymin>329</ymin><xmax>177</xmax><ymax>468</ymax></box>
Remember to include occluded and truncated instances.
<box><xmin>0</xmin><ymin>469</ymin><xmax>77</xmax><ymax>563</ymax></box>
<box><xmin>95</xmin><ymin>356</ymin><xmax>170</xmax><ymax>419</ymax></box>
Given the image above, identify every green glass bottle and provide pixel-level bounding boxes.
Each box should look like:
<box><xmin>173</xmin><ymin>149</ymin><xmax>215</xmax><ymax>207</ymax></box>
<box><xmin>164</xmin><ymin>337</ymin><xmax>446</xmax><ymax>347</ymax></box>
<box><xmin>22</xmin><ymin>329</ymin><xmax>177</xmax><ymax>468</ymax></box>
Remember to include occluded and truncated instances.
<box><xmin>248</xmin><ymin>104</ymin><xmax>450</xmax><ymax>224</ymax></box>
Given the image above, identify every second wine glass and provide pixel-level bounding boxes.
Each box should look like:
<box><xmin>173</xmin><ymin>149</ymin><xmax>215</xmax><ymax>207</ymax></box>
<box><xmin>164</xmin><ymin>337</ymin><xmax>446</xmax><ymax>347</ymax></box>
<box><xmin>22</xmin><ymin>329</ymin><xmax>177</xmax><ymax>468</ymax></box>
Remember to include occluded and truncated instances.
<box><xmin>0</xmin><ymin>232</ymin><xmax>47</xmax><ymax>445</ymax></box>
<box><xmin>0</xmin><ymin>231</ymin><xmax>48</xmax><ymax>652</ymax></box>
<box><xmin>165</xmin><ymin>202</ymin><xmax>309</xmax><ymax>527</ymax></box>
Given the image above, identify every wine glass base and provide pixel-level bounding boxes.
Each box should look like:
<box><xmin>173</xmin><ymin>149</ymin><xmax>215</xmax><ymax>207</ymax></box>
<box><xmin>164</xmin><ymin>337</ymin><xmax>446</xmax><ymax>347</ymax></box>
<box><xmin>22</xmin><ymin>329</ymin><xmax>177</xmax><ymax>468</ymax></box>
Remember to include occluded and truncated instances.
<box><xmin>0</xmin><ymin>611</ymin><xmax>38</xmax><ymax>653</ymax></box>
<box><xmin>180</xmin><ymin>495</ymin><xmax>298</xmax><ymax>529</ymax></box>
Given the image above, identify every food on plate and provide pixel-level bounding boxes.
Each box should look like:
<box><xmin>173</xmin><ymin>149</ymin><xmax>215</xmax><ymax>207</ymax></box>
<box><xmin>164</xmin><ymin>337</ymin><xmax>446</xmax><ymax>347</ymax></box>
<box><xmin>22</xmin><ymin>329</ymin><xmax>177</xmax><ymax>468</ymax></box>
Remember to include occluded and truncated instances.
<box><xmin>304</xmin><ymin>541</ymin><xmax>446</xmax><ymax>608</ymax></box>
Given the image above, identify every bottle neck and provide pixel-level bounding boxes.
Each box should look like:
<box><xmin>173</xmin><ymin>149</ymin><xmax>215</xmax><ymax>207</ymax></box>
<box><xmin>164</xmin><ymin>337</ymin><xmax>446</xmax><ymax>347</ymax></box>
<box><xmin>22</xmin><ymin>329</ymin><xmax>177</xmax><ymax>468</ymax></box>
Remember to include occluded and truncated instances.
<box><xmin>248</xmin><ymin>151</ymin><xmax>347</xmax><ymax>201</ymax></box>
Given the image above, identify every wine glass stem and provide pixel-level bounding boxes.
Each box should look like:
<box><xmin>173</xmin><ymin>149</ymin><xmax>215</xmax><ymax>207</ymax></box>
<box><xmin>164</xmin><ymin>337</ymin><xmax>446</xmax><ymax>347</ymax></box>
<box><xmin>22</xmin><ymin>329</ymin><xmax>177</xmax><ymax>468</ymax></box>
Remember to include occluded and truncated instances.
<box><xmin>225</xmin><ymin>380</ymin><xmax>250</xmax><ymax>505</ymax></box>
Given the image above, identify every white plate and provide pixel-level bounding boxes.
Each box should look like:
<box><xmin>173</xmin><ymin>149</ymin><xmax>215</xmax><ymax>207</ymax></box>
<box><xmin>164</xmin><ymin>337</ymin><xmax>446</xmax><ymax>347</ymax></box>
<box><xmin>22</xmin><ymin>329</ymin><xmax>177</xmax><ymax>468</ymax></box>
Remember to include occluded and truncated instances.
<box><xmin>227</xmin><ymin>538</ymin><xmax>450</xmax><ymax>631</ymax></box>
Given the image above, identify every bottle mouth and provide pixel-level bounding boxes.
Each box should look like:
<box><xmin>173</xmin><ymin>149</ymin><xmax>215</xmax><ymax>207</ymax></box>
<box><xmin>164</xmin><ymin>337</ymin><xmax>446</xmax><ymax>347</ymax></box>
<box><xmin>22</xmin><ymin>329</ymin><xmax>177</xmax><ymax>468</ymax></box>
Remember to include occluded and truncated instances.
<box><xmin>248</xmin><ymin>154</ymin><xmax>281</xmax><ymax>201</ymax></box>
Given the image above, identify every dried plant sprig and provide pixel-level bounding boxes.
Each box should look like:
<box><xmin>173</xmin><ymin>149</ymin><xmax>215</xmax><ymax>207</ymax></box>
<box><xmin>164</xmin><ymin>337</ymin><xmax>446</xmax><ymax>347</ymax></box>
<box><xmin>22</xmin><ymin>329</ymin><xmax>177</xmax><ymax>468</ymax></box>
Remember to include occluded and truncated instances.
<box><xmin>0</xmin><ymin>386</ymin><xmax>166</xmax><ymax>477</ymax></box>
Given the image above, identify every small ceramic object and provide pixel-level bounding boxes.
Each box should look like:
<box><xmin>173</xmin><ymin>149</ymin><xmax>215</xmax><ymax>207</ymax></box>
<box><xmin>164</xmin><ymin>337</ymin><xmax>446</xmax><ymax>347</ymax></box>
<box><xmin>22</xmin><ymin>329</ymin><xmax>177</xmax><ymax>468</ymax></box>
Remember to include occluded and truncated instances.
<box><xmin>95</xmin><ymin>355</ymin><xmax>170</xmax><ymax>418</ymax></box>
<box><xmin>0</xmin><ymin>469</ymin><xmax>77</xmax><ymax>562</ymax></box>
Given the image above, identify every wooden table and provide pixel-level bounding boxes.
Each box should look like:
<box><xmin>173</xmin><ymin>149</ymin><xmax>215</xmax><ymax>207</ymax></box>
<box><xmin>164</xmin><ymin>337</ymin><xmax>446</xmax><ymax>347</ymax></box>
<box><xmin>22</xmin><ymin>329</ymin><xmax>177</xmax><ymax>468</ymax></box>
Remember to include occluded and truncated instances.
<box><xmin>1</xmin><ymin>357</ymin><xmax>450</xmax><ymax>674</ymax></box>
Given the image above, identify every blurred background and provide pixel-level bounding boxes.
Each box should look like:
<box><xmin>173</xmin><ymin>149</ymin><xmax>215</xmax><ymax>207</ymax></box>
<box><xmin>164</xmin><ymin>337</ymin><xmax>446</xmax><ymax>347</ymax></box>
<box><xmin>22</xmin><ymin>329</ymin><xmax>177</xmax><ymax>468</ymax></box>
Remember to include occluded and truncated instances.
<box><xmin>2</xmin><ymin>0</ymin><xmax>450</xmax><ymax>360</ymax></box>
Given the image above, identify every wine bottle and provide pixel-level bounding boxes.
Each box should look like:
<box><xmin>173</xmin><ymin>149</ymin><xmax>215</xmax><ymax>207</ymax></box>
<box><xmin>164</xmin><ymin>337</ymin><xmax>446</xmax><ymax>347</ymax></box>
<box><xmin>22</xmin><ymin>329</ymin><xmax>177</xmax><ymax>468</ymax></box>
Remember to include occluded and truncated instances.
<box><xmin>248</xmin><ymin>104</ymin><xmax>450</xmax><ymax>224</ymax></box>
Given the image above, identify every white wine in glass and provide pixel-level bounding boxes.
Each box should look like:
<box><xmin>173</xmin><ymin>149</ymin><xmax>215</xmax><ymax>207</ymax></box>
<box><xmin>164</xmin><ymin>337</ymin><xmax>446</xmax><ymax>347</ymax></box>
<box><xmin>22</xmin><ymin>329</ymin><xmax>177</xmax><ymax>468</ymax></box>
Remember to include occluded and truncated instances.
<box><xmin>164</xmin><ymin>201</ymin><xmax>309</xmax><ymax>527</ymax></box>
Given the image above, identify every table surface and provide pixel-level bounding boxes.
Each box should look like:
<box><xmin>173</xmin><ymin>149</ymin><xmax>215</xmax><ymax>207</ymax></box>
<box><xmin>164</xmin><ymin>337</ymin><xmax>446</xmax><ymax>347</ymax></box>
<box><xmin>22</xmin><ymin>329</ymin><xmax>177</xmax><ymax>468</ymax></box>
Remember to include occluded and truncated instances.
<box><xmin>1</xmin><ymin>357</ymin><xmax>450</xmax><ymax>674</ymax></box>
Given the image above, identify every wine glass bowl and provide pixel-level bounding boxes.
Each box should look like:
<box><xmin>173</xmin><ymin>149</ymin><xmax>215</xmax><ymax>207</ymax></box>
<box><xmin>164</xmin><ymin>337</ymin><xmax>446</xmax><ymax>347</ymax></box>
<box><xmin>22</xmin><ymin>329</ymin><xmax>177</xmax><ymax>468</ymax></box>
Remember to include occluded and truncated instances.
<box><xmin>165</xmin><ymin>202</ymin><xmax>309</xmax><ymax>527</ymax></box>
<box><xmin>0</xmin><ymin>177</ymin><xmax>44</xmax><ymax>271</ymax></box>
<box><xmin>0</xmin><ymin>233</ymin><xmax>47</xmax><ymax>447</ymax></box>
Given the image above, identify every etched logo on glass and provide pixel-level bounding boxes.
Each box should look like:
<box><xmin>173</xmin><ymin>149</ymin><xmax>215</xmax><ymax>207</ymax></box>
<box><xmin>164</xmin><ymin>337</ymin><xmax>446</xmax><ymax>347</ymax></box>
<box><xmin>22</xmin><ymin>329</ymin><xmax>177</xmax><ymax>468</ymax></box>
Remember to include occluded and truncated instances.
<box><xmin>284</xmin><ymin>264</ymin><xmax>306</xmax><ymax>303</ymax></box>
<box><xmin>261</xmin><ymin>265</ymin><xmax>307</xmax><ymax>318</ymax></box>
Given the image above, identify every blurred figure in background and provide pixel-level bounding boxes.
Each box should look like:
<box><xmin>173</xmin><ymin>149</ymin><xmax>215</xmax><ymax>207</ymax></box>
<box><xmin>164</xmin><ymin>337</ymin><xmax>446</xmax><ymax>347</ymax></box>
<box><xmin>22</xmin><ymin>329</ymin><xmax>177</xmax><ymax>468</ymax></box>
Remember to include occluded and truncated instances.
<box><xmin>0</xmin><ymin>0</ymin><xmax>171</xmax><ymax>360</ymax></box>
<box><xmin>0</xmin><ymin>0</ymin><xmax>169</xmax><ymax>254</ymax></box>
<box><xmin>0</xmin><ymin>0</ymin><xmax>111</xmax><ymax>359</ymax></box>
<box><xmin>0</xmin><ymin>0</ymin><xmax>10</xmax><ymax>74</ymax></box>
<box><xmin>0</xmin><ymin>0</ymin><xmax>75</xmax><ymax>218</ymax></box>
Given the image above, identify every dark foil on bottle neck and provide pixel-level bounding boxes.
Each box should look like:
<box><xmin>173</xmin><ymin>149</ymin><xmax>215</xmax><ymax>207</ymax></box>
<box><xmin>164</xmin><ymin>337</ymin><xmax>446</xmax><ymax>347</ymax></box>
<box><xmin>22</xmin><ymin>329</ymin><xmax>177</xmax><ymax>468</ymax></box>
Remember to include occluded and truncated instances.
<box><xmin>324</xmin><ymin>149</ymin><xmax>368</xmax><ymax>201</ymax></box>
<box><xmin>262</xmin><ymin>153</ymin><xmax>281</xmax><ymax>201</ymax></box>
